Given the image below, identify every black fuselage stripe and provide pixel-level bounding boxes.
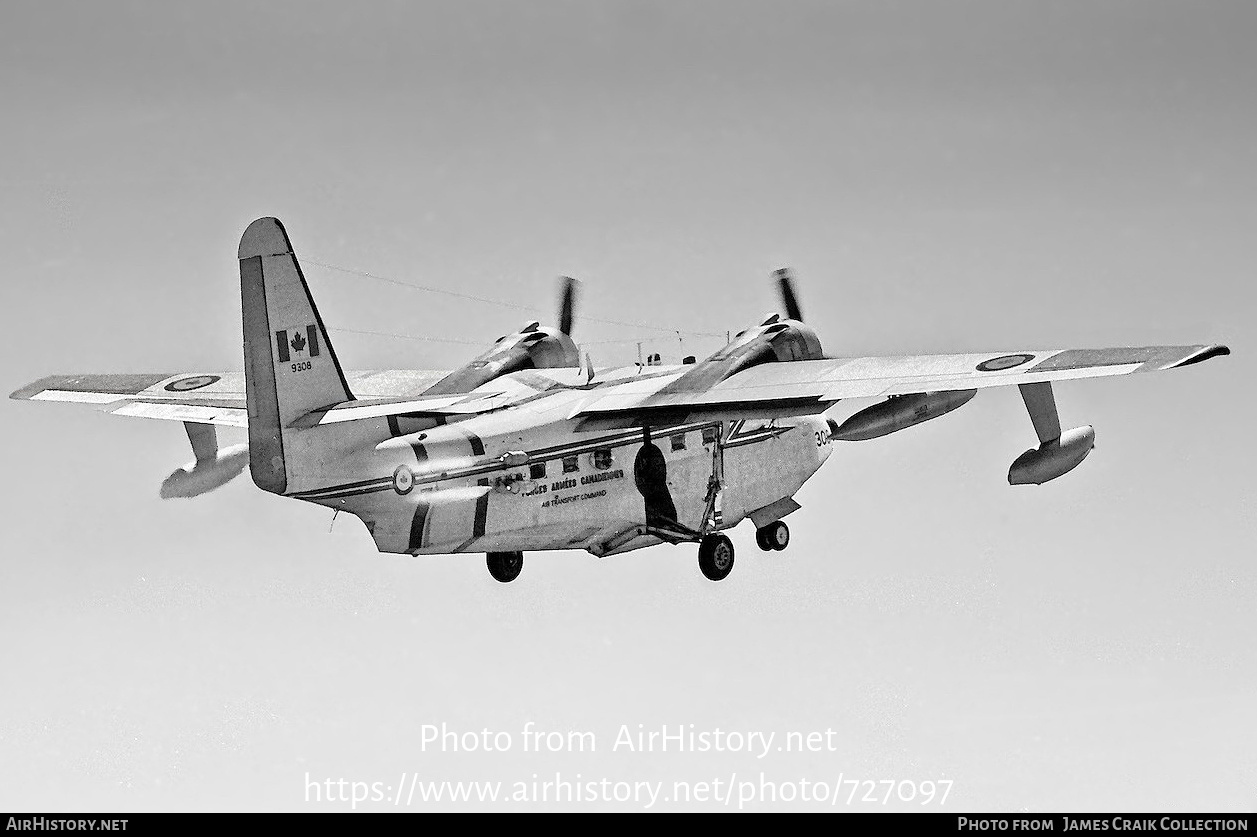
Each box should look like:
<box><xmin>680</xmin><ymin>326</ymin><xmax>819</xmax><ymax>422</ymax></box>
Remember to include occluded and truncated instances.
<box><xmin>409</xmin><ymin>499</ymin><xmax>429</xmax><ymax>552</ymax></box>
<box><xmin>724</xmin><ymin>429</ymin><xmax>785</xmax><ymax>448</ymax></box>
<box><xmin>295</xmin><ymin>482</ymin><xmax>389</xmax><ymax>495</ymax></box>
<box><xmin>293</xmin><ymin>479</ymin><xmax>392</xmax><ymax>499</ymax></box>
<box><xmin>472</xmin><ymin>479</ymin><xmax>490</xmax><ymax>539</ymax></box>
<box><xmin>306</xmin><ymin>486</ymin><xmax>392</xmax><ymax>500</ymax></box>
<box><xmin>724</xmin><ymin>437</ymin><xmax>775</xmax><ymax>449</ymax></box>
<box><xmin>300</xmin><ymin>476</ymin><xmax>391</xmax><ymax>492</ymax></box>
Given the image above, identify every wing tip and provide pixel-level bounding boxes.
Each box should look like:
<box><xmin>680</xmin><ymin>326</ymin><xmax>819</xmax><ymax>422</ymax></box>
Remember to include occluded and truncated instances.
<box><xmin>1172</xmin><ymin>344</ymin><xmax>1231</xmax><ymax>368</ymax></box>
<box><xmin>10</xmin><ymin>376</ymin><xmax>58</xmax><ymax>400</ymax></box>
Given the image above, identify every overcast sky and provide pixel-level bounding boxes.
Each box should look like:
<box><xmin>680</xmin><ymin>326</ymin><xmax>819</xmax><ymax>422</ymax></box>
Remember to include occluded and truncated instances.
<box><xmin>1</xmin><ymin>0</ymin><xmax>1253</xmax><ymax>811</ymax></box>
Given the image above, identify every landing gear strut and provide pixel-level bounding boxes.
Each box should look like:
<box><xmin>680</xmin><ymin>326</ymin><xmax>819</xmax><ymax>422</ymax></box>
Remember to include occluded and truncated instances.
<box><xmin>486</xmin><ymin>551</ymin><xmax>524</xmax><ymax>583</ymax></box>
<box><xmin>698</xmin><ymin>533</ymin><xmax>735</xmax><ymax>581</ymax></box>
<box><xmin>755</xmin><ymin>520</ymin><xmax>790</xmax><ymax>552</ymax></box>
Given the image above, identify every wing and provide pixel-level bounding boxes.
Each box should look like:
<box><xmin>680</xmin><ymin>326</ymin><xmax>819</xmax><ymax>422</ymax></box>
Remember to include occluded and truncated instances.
<box><xmin>9</xmin><ymin>370</ymin><xmax>453</xmax><ymax>427</ymax></box>
<box><xmin>574</xmin><ymin>345</ymin><xmax>1231</xmax><ymax>421</ymax></box>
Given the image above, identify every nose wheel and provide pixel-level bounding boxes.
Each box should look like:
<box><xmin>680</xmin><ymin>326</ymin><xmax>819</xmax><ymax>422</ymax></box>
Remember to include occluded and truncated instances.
<box><xmin>486</xmin><ymin>551</ymin><xmax>524</xmax><ymax>583</ymax></box>
<box><xmin>698</xmin><ymin>533</ymin><xmax>735</xmax><ymax>581</ymax></box>
<box><xmin>755</xmin><ymin>520</ymin><xmax>790</xmax><ymax>552</ymax></box>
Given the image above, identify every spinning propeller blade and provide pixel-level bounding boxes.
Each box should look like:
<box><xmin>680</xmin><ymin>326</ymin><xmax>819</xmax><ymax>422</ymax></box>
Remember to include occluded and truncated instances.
<box><xmin>774</xmin><ymin>267</ymin><xmax>803</xmax><ymax>322</ymax></box>
<box><xmin>558</xmin><ymin>275</ymin><xmax>579</xmax><ymax>336</ymax></box>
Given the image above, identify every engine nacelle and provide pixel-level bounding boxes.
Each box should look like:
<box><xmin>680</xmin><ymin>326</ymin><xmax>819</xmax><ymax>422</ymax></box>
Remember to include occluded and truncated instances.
<box><xmin>160</xmin><ymin>443</ymin><xmax>249</xmax><ymax>498</ymax></box>
<box><xmin>669</xmin><ymin>316</ymin><xmax>824</xmax><ymax>391</ymax></box>
<box><xmin>423</xmin><ymin>322</ymin><xmax>579</xmax><ymax>395</ymax></box>
<box><xmin>1007</xmin><ymin>425</ymin><xmax>1096</xmax><ymax>485</ymax></box>
<box><xmin>828</xmin><ymin>389</ymin><xmax>977</xmax><ymax>441</ymax></box>
<box><xmin>720</xmin><ymin>317</ymin><xmax>824</xmax><ymax>371</ymax></box>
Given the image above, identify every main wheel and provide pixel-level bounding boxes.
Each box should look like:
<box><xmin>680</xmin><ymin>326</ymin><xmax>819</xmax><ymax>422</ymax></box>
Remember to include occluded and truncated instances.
<box><xmin>697</xmin><ymin>533</ymin><xmax>735</xmax><ymax>581</ymax></box>
<box><xmin>759</xmin><ymin>520</ymin><xmax>790</xmax><ymax>551</ymax></box>
<box><xmin>486</xmin><ymin>551</ymin><xmax>524</xmax><ymax>583</ymax></box>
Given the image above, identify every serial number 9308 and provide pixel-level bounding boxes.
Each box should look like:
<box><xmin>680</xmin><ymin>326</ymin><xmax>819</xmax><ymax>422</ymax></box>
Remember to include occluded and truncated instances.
<box><xmin>291</xmin><ymin>361</ymin><xmax>312</xmax><ymax>373</ymax></box>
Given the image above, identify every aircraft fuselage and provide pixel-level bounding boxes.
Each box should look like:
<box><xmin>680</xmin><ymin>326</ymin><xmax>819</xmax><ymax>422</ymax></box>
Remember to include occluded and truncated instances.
<box><xmin>282</xmin><ymin>381</ymin><xmax>833</xmax><ymax>558</ymax></box>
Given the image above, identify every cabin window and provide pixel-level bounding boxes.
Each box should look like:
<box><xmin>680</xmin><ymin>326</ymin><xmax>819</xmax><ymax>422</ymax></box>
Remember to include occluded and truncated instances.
<box><xmin>529</xmin><ymin>462</ymin><xmax>546</xmax><ymax>480</ymax></box>
<box><xmin>670</xmin><ymin>433</ymin><xmax>686</xmax><ymax>452</ymax></box>
<box><xmin>701</xmin><ymin>425</ymin><xmax>719</xmax><ymax>445</ymax></box>
<box><xmin>562</xmin><ymin>455</ymin><xmax>579</xmax><ymax>474</ymax></box>
<box><xmin>592</xmin><ymin>448</ymin><xmax>613</xmax><ymax>470</ymax></box>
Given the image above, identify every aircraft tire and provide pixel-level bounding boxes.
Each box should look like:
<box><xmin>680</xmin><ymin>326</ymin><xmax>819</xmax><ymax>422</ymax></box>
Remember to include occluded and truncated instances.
<box><xmin>761</xmin><ymin>520</ymin><xmax>790</xmax><ymax>551</ymax></box>
<box><xmin>698</xmin><ymin>534</ymin><xmax>735</xmax><ymax>581</ymax></box>
<box><xmin>487</xmin><ymin>551</ymin><xmax>524</xmax><ymax>583</ymax></box>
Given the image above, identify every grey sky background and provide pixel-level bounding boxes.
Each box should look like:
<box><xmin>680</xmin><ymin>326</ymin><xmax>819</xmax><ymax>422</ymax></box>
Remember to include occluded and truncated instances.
<box><xmin>1</xmin><ymin>0</ymin><xmax>1253</xmax><ymax>812</ymax></box>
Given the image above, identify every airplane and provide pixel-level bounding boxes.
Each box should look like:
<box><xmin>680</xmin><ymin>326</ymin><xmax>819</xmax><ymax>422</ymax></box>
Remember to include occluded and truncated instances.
<box><xmin>11</xmin><ymin>217</ymin><xmax>1230</xmax><ymax>582</ymax></box>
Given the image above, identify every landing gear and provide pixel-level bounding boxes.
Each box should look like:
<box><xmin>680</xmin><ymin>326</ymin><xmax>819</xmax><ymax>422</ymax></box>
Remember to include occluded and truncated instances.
<box><xmin>698</xmin><ymin>533</ymin><xmax>735</xmax><ymax>581</ymax></box>
<box><xmin>755</xmin><ymin>520</ymin><xmax>790</xmax><ymax>552</ymax></box>
<box><xmin>486</xmin><ymin>551</ymin><xmax>524</xmax><ymax>583</ymax></box>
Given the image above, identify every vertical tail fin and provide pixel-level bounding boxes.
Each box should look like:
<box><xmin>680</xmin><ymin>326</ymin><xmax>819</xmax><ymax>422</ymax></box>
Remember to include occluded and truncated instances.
<box><xmin>239</xmin><ymin>217</ymin><xmax>353</xmax><ymax>494</ymax></box>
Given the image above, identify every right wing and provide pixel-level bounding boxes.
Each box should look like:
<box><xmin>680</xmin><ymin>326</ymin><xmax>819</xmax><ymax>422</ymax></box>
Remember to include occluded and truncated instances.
<box><xmin>573</xmin><ymin>344</ymin><xmax>1231</xmax><ymax>423</ymax></box>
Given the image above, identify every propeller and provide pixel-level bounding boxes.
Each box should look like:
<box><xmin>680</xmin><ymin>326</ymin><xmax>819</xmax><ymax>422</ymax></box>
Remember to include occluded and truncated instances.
<box><xmin>558</xmin><ymin>275</ymin><xmax>579</xmax><ymax>336</ymax></box>
<box><xmin>773</xmin><ymin>267</ymin><xmax>803</xmax><ymax>321</ymax></box>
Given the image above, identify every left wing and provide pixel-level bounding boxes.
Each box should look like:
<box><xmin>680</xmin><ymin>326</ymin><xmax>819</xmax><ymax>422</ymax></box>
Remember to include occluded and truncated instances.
<box><xmin>9</xmin><ymin>370</ymin><xmax>453</xmax><ymax>427</ymax></box>
<box><xmin>574</xmin><ymin>344</ymin><xmax>1231</xmax><ymax>421</ymax></box>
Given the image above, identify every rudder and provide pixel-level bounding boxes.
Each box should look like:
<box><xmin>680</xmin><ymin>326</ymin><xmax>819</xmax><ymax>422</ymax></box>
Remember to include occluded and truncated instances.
<box><xmin>239</xmin><ymin>217</ymin><xmax>354</xmax><ymax>494</ymax></box>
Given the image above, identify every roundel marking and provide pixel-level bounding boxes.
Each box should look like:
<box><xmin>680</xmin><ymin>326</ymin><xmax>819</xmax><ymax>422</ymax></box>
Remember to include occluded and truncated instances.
<box><xmin>393</xmin><ymin>465</ymin><xmax>415</xmax><ymax>495</ymax></box>
<box><xmin>976</xmin><ymin>354</ymin><xmax>1036</xmax><ymax>372</ymax></box>
<box><xmin>164</xmin><ymin>374</ymin><xmax>221</xmax><ymax>392</ymax></box>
